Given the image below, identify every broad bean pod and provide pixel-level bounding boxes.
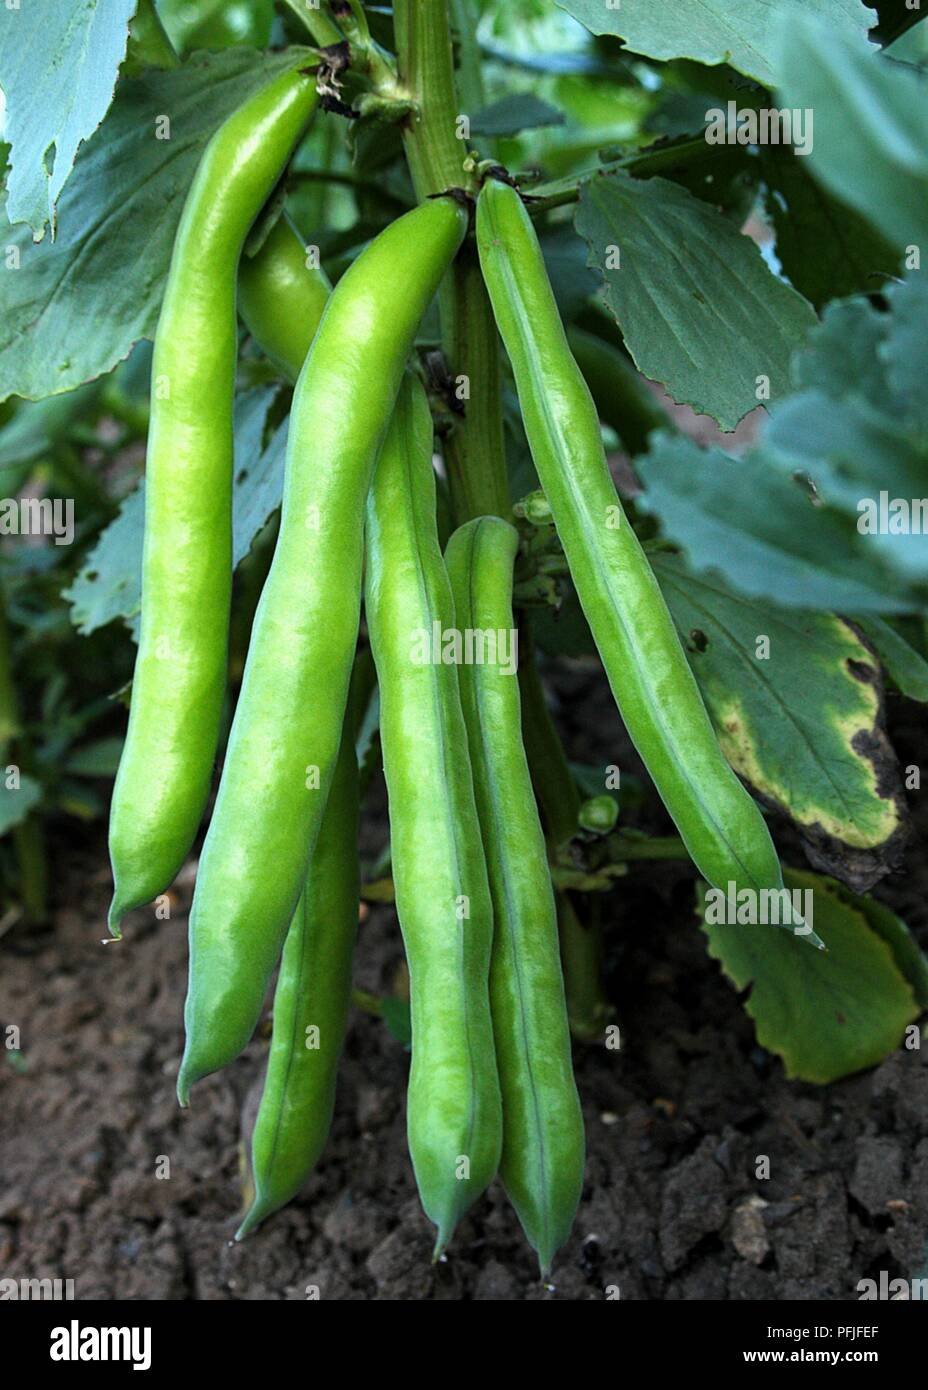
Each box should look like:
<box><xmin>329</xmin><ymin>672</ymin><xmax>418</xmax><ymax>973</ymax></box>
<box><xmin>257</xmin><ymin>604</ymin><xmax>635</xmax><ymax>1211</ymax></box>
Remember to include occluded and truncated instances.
<box><xmin>238</xmin><ymin>214</ymin><xmax>332</xmax><ymax>382</ymax></box>
<box><xmin>445</xmin><ymin>516</ymin><xmax>585</xmax><ymax>1276</ymax></box>
<box><xmin>365</xmin><ymin>374</ymin><xmax>502</xmax><ymax>1256</ymax></box>
<box><xmin>108</xmin><ymin>66</ymin><xmax>320</xmax><ymax>935</ymax></box>
<box><xmin>476</xmin><ymin>177</ymin><xmax>795</xmax><ymax>919</ymax></box>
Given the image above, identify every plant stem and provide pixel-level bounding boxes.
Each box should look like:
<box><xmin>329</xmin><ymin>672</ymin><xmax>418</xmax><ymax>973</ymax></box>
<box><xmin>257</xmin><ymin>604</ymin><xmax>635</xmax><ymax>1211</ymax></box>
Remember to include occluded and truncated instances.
<box><xmin>280</xmin><ymin>0</ymin><xmax>344</xmax><ymax>47</ymax></box>
<box><xmin>517</xmin><ymin>624</ymin><xmax>580</xmax><ymax>848</ymax></box>
<box><xmin>11</xmin><ymin>819</ymin><xmax>48</xmax><ymax>925</ymax></box>
<box><xmin>528</xmin><ymin>136</ymin><xmax>727</xmax><ymax>214</ymax></box>
<box><xmin>394</xmin><ymin>0</ymin><xmax>464</xmax><ymax>197</ymax></box>
<box><xmin>517</xmin><ymin>625</ymin><xmax>612</xmax><ymax>1037</ymax></box>
<box><xmin>557</xmin><ymin>892</ymin><xmax>611</xmax><ymax>1043</ymax></box>
<box><xmin>441</xmin><ymin>248</ymin><xmax>510</xmax><ymax>521</ymax></box>
<box><xmin>449</xmin><ymin>0</ymin><xmax>486</xmax><ymax>116</ymax></box>
<box><xmin>394</xmin><ymin>0</ymin><xmax>509</xmax><ymax>524</ymax></box>
<box><xmin>351</xmin><ymin>988</ymin><xmax>383</xmax><ymax>1016</ymax></box>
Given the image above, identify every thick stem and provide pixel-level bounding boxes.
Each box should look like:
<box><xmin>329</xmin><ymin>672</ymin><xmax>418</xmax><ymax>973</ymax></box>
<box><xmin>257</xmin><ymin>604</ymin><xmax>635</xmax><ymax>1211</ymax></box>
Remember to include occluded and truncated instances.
<box><xmin>395</xmin><ymin>0</ymin><xmax>508</xmax><ymax>525</ymax></box>
<box><xmin>394</xmin><ymin>0</ymin><xmax>464</xmax><ymax>196</ymax></box>
<box><xmin>449</xmin><ymin>0</ymin><xmax>486</xmax><ymax>116</ymax></box>
<box><xmin>441</xmin><ymin>249</ymin><xmax>510</xmax><ymax>522</ymax></box>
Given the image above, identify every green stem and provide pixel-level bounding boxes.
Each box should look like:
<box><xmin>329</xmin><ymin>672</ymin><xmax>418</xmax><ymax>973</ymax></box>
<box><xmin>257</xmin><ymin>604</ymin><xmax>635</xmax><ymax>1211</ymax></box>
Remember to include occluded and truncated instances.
<box><xmin>529</xmin><ymin>136</ymin><xmax>727</xmax><ymax>214</ymax></box>
<box><xmin>351</xmin><ymin>988</ymin><xmax>383</xmax><ymax>1016</ymax></box>
<box><xmin>394</xmin><ymin>0</ymin><xmax>464</xmax><ymax>197</ymax></box>
<box><xmin>449</xmin><ymin>0</ymin><xmax>486</xmax><ymax>116</ymax></box>
<box><xmin>557</xmin><ymin>893</ymin><xmax>611</xmax><ymax>1043</ymax></box>
<box><xmin>395</xmin><ymin>0</ymin><xmax>508</xmax><ymax>525</ymax></box>
<box><xmin>11</xmin><ymin>819</ymin><xmax>48</xmax><ymax>925</ymax></box>
<box><xmin>280</xmin><ymin>0</ymin><xmax>344</xmax><ymax>47</ymax></box>
<box><xmin>441</xmin><ymin>247</ymin><xmax>510</xmax><ymax>522</ymax></box>
<box><xmin>516</xmin><ymin>625</ymin><xmax>612</xmax><ymax>1038</ymax></box>
<box><xmin>517</xmin><ymin>624</ymin><xmax>580</xmax><ymax>848</ymax></box>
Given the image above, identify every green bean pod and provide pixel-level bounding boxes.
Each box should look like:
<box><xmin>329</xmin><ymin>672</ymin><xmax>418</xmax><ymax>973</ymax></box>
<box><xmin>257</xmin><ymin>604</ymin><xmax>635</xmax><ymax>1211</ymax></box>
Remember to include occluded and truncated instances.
<box><xmin>178</xmin><ymin>195</ymin><xmax>469</xmax><ymax>1104</ymax></box>
<box><xmin>476</xmin><ymin>177</ymin><xmax>791</xmax><ymax>913</ymax></box>
<box><xmin>238</xmin><ymin>214</ymin><xmax>332</xmax><ymax>382</ymax></box>
<box><xmin>236</xmin><ymin>657</ymin><xmax>366</xmax><ymax>1240</ymax></box>
<box><xmin>108</xmin><ymin>66</ymin><xmax>320</xmax><ymax>935</ymax></box>
<box><xmin>445</xmin><ymin>516</ymin><xmax>585</xmax><ymax>1276</ymax></box>
<box><xmin>365</xmin><ymin>375</ymin><xmax>502</xmax><ymax>1256</ymax></box>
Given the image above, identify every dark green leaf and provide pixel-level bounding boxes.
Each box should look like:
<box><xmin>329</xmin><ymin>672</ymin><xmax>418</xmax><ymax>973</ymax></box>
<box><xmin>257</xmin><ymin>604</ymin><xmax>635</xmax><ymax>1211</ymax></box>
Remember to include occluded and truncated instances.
<box><xmin>470</xmin><ymin>94</ymin><xmax>564</xmax><ymax>137</ymax></box>
<box><xmin>556</xmin><ymin>0</ymin><xmax>874</xmax><ymax>86</ymax></box>
<box><xmin>575</xmin><ymin>172</ymin><xmax>816</xmax><ymax>429</ymax></box>
<box><xmin>776</xmin><ymin>17</ymin><xmax>928</xmax><ymax>253</ymax></box>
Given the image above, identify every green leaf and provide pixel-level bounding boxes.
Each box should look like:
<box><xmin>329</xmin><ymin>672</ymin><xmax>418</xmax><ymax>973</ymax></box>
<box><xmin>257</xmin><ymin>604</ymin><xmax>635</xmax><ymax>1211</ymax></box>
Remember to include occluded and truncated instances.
<box><xmin>0</xmin><ymin>49</ymin><xmax>311</xmax><ymax>403</ymax></box>
<box><xmin>557</xmin><ymin>0</ymin><xmax>875</xmax><ymax>86</ymax></box>
<box><xmin>655</xmin><ymin>557</ymin><xmax>908</xmax><ymax>892</ymax></box>
<box><xmin>636</xmin><ymin>278</ymin><xmax>928</xmax><ymax>613</ymax></box>
<box><xmin>575</xmin><ymin>172</ymin><xmax>816</xmax><ymax>429</ymax></box>
<box><xmin>63</xmin><ymin>481</ymin><xmax>145</xmax><ymax>639</ymax></box>
<box><xmin>760</xmin><ymin>147</ymin><xmax>900</xmax><ymax>310</ymax></box>
<box><xmin>699</xmin><ymin>868</ymin><xmax>921</xmax><ymax>1084</ymax></box>
<box><xmin>854</xmin><ymin>890</ymin><xmax>928</xmax><ymax>1008</ymax></box>
<box><xmin>65</xmin><ymin>386</ymin><xmax>283</xmax><ymax>638</ymax></box>
<box><xmin>0</xmin><ymin>0</ymin><xmax>137</xmax><ymax>239</ymax></box>
<box><xmin>380</xmin><ymin>996</ymin><xmax>412</xmax><ymax>1050</ymax></box>
<box><xmin>0</xmin><ymin>379</ymin><xmax>105</xmax><ymax>495</ymax></box>
<box><xmin>775</xmin><ymin>17</ymin><xmax>928</xmax><ymax>253</ymax></box>
<box><xmin>638</xmin><ymin>433</ymin><xmax>915</xmax><ymax>612</ymax></box>
<box><xmin>63</xmin><ymin>736</ymin><xmax>125</xmax><ymax>778</ymax></box>
<box><xmin>854</xmin><ymin>617</ymin><xmax>928</xmax><ymax>702</ymax></box>
<box><xmin>469</xmin><ymin>94</ymin><xmax>564</xmax><ymax>137</ymax></box>
<box><xmin>881</xmin><ymin>274</ymin><xmax>928</xmax><ymax>431</ymax></box>
<box><xmin>0</xmin><ymin>773</ymin><xmax>42</xmax><ymax>835</ymax></box>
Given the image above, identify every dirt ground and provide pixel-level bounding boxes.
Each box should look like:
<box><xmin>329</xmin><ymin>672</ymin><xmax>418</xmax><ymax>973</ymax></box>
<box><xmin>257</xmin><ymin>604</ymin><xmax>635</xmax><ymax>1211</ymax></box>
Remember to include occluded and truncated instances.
<box><xmin>1</xmin><ymin>665</ymin><xmax>926</xmax><ymax>1301</ymax></box>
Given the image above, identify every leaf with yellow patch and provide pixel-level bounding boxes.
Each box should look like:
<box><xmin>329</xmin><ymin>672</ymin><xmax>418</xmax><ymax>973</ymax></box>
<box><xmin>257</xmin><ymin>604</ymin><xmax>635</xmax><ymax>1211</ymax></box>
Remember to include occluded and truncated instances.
<box><xmin>655</xmin><ymin>556</ymin><xmax>908</xmax><ymax>893</ymax></box>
